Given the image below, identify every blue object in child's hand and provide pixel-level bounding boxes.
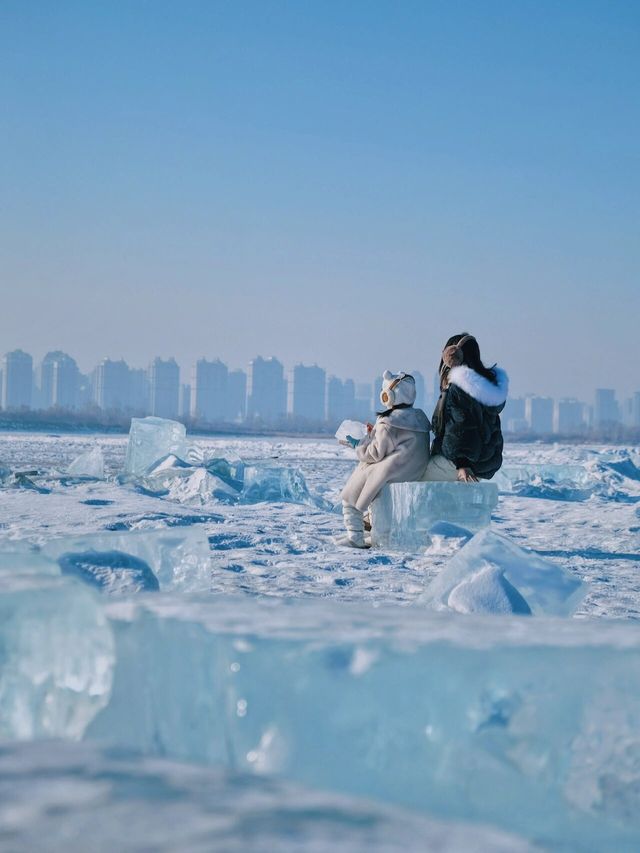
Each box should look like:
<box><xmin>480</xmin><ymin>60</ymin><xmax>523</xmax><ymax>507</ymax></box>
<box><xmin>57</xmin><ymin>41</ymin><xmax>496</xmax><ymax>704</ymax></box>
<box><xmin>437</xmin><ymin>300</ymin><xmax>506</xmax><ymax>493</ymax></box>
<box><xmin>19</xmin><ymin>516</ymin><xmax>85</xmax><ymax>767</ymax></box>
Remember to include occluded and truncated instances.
<box><xmin>345</xmin><ymin>435</ymin><xmax>360</xmax><ymax>448</ymax></box>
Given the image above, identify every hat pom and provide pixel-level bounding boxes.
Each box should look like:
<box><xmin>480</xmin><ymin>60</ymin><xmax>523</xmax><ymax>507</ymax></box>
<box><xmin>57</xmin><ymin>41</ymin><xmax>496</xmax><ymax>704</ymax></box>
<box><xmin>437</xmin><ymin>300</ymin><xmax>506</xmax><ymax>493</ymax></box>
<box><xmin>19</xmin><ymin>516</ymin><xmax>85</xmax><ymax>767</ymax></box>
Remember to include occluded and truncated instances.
<box><xmin>442</xmin><ymin>344</ymin><xmax>465</xmax><ymax>369</ymax></box>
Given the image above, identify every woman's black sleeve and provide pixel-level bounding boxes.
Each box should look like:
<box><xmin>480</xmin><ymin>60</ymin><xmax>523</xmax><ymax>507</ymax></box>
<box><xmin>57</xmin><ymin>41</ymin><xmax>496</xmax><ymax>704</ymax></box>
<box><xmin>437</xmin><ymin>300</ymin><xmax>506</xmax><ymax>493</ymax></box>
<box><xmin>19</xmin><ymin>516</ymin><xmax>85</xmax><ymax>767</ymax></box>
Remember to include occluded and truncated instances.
<box><xmin>441</xmin><ymin>389</ymin><xmax>482</xmax><ymax>470</ymax></box>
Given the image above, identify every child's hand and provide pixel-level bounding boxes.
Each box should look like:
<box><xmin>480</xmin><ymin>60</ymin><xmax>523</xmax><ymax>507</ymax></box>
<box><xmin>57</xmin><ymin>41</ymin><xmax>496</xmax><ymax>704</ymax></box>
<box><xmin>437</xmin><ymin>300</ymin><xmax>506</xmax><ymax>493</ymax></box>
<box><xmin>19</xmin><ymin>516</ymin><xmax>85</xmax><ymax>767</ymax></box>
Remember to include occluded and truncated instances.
<box><xmin>366</xmin><ymin>422</ymin><xmax>374</xmax><ymax>434</ymax></box>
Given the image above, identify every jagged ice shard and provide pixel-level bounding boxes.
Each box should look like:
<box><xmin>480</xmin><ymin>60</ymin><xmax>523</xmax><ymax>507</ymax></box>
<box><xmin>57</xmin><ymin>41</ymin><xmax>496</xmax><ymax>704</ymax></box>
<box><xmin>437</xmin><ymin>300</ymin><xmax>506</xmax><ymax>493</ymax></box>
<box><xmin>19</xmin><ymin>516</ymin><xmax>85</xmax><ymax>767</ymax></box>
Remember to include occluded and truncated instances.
<box><xmin>66</xmin><ymin>446</ymin><xmax>106</xmax><ymax>479</ymax></box>
<box><xmin>123</xmin><ymin>417</ymin><xmax>188</xmax><ymax>477</ymax></box>
<box><xmin>370</xmin><ymin>482</ymin><xmax>498</xmax><ymax>550</ymax></box>
<box><xmin>86</xmin><ymin>596</ymin><xmax>640</xmax><ymax>852</ymax></box>
<box><xmin>421</xmin><ymin>529</ymin><xmax>585</xmax><ymax>616</ymax></box>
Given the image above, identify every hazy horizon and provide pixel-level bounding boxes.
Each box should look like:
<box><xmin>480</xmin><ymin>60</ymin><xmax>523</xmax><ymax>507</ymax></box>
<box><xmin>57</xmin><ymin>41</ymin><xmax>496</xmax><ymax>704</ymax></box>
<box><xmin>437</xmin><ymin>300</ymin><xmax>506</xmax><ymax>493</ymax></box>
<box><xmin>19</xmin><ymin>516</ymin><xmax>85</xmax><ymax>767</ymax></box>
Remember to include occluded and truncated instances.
<box><xmin>2</xmin><ymin>2</ymin><xmax>639</xmax><ymax>399</ymax></box>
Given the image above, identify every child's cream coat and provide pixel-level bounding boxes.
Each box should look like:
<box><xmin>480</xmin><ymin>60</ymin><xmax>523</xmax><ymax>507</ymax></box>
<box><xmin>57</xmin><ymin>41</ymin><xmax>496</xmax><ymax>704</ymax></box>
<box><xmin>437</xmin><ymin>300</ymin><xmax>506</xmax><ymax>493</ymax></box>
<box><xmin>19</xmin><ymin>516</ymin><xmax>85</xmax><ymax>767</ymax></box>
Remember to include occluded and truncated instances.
<box><xmin>340</xmin><ymin>407</ymin><xmax>431</xmax><ymax>512</ymax></box>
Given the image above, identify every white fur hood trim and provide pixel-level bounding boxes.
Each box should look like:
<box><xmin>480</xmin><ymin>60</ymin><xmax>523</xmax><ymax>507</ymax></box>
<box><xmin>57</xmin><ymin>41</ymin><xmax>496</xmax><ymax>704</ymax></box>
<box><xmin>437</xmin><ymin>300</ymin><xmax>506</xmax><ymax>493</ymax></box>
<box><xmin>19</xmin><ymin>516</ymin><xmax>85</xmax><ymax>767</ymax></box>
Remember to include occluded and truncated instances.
<box><xmin>447</xmin><ymin>366</ymin><xmax>509</xmax><ymax>407</ymax></box>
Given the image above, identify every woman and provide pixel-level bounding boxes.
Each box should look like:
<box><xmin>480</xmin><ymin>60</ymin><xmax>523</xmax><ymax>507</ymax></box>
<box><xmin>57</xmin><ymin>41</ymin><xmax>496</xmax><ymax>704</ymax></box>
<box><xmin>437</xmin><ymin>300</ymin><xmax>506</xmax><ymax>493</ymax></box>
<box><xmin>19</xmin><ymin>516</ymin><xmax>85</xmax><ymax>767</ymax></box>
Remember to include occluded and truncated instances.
<box><xmin>424</xmin><ymin>333</ymin><xmax>508</xmax><ymax>482</ymax></box>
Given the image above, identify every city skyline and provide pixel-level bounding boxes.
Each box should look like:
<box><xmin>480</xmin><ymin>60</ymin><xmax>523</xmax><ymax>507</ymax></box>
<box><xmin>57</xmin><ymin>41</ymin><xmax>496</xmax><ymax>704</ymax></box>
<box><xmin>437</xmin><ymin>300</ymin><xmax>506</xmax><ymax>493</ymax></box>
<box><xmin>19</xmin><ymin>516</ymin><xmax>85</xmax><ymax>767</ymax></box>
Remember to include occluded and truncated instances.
<box><xmin>1</xmin><ymin>345</ymin><xmax>638</xmax><ymax>435</ymax></box>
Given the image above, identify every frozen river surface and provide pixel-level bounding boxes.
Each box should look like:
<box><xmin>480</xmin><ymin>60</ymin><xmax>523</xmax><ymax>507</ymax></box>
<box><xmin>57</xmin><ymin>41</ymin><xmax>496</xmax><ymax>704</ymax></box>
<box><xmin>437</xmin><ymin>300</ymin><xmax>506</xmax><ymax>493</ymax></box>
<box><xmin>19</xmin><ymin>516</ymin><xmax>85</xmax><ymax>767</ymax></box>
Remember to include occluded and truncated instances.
<box><xmin>1</xmin><ymin>431</ymin><xmax>639</xmax><ymax>851</ymax></box>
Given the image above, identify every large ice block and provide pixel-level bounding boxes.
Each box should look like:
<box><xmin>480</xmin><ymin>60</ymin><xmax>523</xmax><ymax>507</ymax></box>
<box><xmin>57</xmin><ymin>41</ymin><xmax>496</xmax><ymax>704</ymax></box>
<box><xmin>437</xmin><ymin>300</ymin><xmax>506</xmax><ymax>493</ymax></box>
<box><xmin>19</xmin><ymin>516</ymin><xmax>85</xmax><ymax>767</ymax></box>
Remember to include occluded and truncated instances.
<box><xmin>42</xmin><ymin>527</ymin><xmax>211</xmax><ymax>593</ymax></box>
<box><xmin>421</xmin><ymin>529</ymin><xmax>585</xmax><ymax>616</ymax></box>
<box><xmin>66</xmin><ymin>446</ymin><xmax>105</xmax><ymax>479</ymax></box>
<box><xmin>0</xmin><ymin>740</ymin><xmax>533</xmax><ymax>853</ymax></box>
<box><xmin>370</xmin><ymin>482</ymin><xmax>498</xmax><ymax>550</ymax></box>
<box><xmin>123</xmin><ymin>417</ymin><xmax>188</xmax><ymax>477</ymax></box>
<box><xmin>90</xmin><ymin>595</ymin><xmax>640</xmax><ymax>851</ymax></box>
<box><xmin>0</xmin><ymin>571</ymin><xmax>114</xmax><ymax>740</ymax></box>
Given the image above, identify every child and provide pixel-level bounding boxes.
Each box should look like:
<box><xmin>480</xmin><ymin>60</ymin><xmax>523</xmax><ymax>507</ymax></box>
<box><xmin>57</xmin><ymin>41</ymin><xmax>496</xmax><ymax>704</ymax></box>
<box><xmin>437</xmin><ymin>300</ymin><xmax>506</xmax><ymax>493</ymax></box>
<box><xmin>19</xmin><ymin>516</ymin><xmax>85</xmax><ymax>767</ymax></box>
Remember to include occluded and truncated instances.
<box><xmin>337</xmin><ymin>371</ymin><xmax>431</xmax><ymax>548</ymax></box>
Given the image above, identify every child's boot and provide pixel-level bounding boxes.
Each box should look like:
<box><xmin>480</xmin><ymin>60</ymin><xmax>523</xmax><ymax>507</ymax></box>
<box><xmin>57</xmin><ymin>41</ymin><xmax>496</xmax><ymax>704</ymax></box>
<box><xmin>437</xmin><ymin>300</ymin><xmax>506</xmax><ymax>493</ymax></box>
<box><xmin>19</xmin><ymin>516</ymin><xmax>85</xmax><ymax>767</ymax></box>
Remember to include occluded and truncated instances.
<box><xmin>335</xmin><ymin>500</ymin><xmax>370</xmax><ymax>548</ymax></box>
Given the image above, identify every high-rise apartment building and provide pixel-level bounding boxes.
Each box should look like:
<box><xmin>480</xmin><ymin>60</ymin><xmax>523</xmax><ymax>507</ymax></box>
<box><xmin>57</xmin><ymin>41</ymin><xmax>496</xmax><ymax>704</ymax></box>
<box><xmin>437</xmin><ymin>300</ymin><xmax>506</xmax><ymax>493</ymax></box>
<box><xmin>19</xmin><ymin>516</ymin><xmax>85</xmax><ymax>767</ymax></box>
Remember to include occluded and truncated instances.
<box><xmin>247</xmin><ymin>356</ymin><xmax>287</xmax><ymax>422</ymax></box>
<box><xmin>94</xmin><ymin>358</ymin><xmax>130</xmax><ymax>411</ymax></box>
<box><xmin>40</xmin><ymin>351</ymin><xmax>80</xmax><ymax>409</ymax></box>
<box><xmin>502</xmin><ymin>397</ymin><xmax>526</xmax><ymax>432</ymax></box>
<box><xmin>129</xmin><ymin>368</ymin><xmax>150</xmax><ymax>414</ymax></box>
<box><xmin>148</xmin><ymin>357</ymin><xmax>180</xmax><ymax>419</ymax></box>
<box><xmin>326</xmin><ymin>376</ymin><xmax>349</xmax><ymax>423</ymax></box>
<box><xmin>594</xmin><ymin>389</ymin><xmax>619</xmax><ymax>426</ymax></box>
<box><xmin>191</xmin><ymin>358</ymin><xmax>228</xmax><ymax>422</ymax></box>
<box><xmin>292</xmin><ymin>364</ymin><xmax>326</xmax><ymax>422</ymax></box>
<box><xmin>1</xmin><ymin>350</ymin><xmax>33</xmax><ymax>409</ymax></box>
<box><xmin>555</xmin><ymin>399</ymin><xmax>585</xmax><ymax>434</ymax></box>
<box><xmin>525</xmin><ymin>395</ymin><xmax>554</xmax><ymax>434</ymax></box>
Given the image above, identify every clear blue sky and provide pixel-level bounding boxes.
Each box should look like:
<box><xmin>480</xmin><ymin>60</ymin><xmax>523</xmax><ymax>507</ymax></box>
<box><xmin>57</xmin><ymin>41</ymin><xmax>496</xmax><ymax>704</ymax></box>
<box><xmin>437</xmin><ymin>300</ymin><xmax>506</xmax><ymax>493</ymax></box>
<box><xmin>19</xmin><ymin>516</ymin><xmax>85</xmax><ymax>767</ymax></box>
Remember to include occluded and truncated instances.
<box><xmin>1</xmin><ymin>1</ymin><xmax>638</xmax><ymax>400</ymax></box>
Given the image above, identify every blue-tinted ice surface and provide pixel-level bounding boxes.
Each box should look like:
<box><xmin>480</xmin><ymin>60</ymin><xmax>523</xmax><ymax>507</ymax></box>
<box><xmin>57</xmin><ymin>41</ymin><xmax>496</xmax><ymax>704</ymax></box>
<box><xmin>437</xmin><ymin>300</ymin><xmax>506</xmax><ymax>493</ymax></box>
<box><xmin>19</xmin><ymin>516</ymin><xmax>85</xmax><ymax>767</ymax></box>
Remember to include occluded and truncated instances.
<box><xmin>370</xmin><ymin>482</ymin><xmax>498</xmax><ymax>550</ymax></box>
<box><xmin>0</xmin><ymin>740</ymin><xmax>533</xmax><ymax>853</ymax></box>
<box><xmin>421</xmin><ymin>529</ymin><xmax>585</xmax><ymax>616</ymax></box>
<box><xmin>85</xmin><ymin>595</ymin><xmax>640</xmax><ymax>851</ymax></box>
<box><xmin>121</xmin><ymin>417</ymin><xmax>328</xmax><ymax>508</ymax></box>
<box><xmin>66</xmin><ymin>446</ymin><xmax>105</xmax><ymax>479</ymax></box>
<box><xmin>58</xmin><ymin>550</ymin><xmax>160</xmax><ymax>593</ymax></box>
<box><xmin>42</xmin><ymin>527</ymin><xmax>211</xmax><ymax>593</ymax></box>
<box><xmin>0</xmin><ymin>569</ymin><xmax>114</xmax><ymax>740</ymax></box>
<box><xmin>123</xmin><ymin>417</ymin><xmax>188</xmax><ymax>477</ymax></box>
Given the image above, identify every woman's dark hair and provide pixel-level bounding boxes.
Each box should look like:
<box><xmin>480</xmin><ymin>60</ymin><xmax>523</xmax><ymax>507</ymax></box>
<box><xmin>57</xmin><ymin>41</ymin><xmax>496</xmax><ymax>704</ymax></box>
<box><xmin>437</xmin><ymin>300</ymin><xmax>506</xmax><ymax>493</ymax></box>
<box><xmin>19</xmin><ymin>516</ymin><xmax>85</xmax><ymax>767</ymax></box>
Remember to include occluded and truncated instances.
<box><xmin>438</xmin><ymin>333</ymin><xmax>497</xmax><ymax>390</ymax></box>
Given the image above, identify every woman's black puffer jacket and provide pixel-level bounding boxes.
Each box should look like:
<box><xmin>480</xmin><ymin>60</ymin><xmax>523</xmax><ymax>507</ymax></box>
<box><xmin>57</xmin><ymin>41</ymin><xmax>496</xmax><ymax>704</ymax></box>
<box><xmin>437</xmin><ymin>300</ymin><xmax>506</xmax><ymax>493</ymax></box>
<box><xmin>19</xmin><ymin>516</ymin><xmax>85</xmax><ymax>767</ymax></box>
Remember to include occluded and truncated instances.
<box><xmin>431</xmin><ymin>366</ymin><xmax>508</xmax><ymax>479</ymax></box>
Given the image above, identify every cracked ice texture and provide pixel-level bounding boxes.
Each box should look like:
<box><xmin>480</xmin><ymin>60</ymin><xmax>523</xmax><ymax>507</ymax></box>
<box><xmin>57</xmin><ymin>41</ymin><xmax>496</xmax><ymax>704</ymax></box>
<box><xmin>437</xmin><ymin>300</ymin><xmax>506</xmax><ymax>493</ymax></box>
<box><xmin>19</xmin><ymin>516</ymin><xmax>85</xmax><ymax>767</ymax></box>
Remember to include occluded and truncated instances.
<box><xmin>87</xmin><ymin>595</ymin><xmax>640</xmax><ymax>851</ymax></box>
<box><xmin>66</xmin><ymin>446</ymin><xmax>105</xmax><ymax>479</ymax></box>
<box><xmin>370</xmin><ymin>482</ymin><xmax>498</xmax><ymax>550</ymax></box>
<box><xmin>0</xmin><ymin>570</ymin><xmax>114</xmax><ymax>740</ymax></box>
<box><xmin>42</xmin><ymin>527</ymin><xmax>212</xmax><ymax>593</ymax></box>
<box><xmin>123</xmin><ymin>417</ymin><xmax>188</xmax><ymax>477</ymax></box>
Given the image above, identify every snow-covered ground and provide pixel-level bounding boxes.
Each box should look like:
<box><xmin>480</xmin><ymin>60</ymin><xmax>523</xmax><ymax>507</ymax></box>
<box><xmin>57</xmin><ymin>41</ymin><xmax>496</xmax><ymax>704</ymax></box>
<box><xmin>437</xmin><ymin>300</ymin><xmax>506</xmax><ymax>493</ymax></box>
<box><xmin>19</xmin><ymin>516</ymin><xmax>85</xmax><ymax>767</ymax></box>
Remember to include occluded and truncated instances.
<box><xmin>1</xmin><ymin>432</ymin><xmax>639</xmax><ymax>616</ymax></box>
<box><xmin>1</xmin><ymin>430</ymin><xmax>639</xmax><ymax>851</ymax></box>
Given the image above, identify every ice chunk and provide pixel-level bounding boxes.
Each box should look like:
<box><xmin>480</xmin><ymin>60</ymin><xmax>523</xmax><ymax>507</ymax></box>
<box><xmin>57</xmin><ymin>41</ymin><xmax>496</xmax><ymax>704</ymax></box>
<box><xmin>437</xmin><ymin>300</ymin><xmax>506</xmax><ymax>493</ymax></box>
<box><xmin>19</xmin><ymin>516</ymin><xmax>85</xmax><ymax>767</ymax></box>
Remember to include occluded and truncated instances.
<box><xmin>57</xmin><ymin>550</ymin><xmax>160</xmax><ymax>593</ymax></box>
<box><xmin>123</xmin><ymin>417</ymin><xmax>188</xmax><ymax>477</ymax></box>
<box><xmin>0</xmin><ymin>741</ymin><xmax>534</xmax><ymax>853</ymax></box>
<box><xmin>0</xmin><ymin>572</ymin><xmax>114</xmax><ymax>740</ymax></box>
<box><xmin>66</xmin><ymin>446</ymin><xmax>105</xmax><ymax>479</ymax></box>
<box><xmin>4</xmin><ymin>472</ymin><xmax>50</xmax><ymax>493</ymax></box>
<box><xmin>370</xmin><ymin>482</ymin><xmax>498</xmax><ymax>550</ymax></box>
<box><xmin>42</xmin><ymin>527</ymin><xmax>211</xmax><ymax>593</ymax></box>
<box><xmin>421</xmin><ymin>529</ymin><xmax>585</xmax><ymax>616</ymax></box>
<box><xmin>335</xmin><ymin>419</ymin><xmax>368</xmax><ymax>443</ymax></box>
<box><xmin>140</xmin><ymin>465</ymin><xmax>240</xmax><ymax>505</ymax></box>
<box><xmin>91</xmin><ymin>595</ymin><xmax>640</xmax><ymax>851</ymax></box>
<box><xmin>494</xmin><ymin>464</ymin><xmax>591</xmax><ymax>491</ymax></box>
<box><xmin>447</xmin><ymin>564</ymin><xmax>532</xmax><ymax>615</ymax></box>
<box><xmin>242</xmin><ymin>464</ymin><xmax>316</xmax><ymax>506</ymax></box>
